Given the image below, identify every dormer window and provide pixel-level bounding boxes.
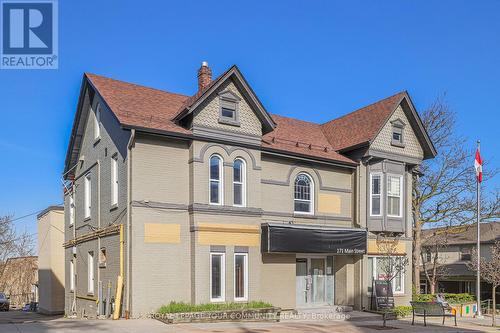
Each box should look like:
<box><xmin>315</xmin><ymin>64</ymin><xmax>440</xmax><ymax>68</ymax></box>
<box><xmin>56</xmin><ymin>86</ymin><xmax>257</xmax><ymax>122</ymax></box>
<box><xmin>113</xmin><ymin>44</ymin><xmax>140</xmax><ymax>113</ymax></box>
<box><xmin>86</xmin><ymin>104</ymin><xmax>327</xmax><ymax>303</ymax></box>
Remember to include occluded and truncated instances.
<box><xmin>390</xmin><ymin>119</ymin><xmax>405</xmax><ymax>147</ymax></box>
<box><xmin>218</xmin><ymin>90</ymin><xmax>241</xmax><ymax>126</ymax></box>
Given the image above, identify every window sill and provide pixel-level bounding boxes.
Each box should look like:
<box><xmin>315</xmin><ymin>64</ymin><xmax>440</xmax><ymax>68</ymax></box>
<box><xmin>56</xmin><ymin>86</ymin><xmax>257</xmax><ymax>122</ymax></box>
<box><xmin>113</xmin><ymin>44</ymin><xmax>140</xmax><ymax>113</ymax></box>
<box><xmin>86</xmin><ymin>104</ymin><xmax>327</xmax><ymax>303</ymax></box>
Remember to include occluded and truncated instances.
<box><xmin>93</xmin><ymin>138</ymin><xmax>101</xmax><ymax>147</ymax></box>
<box><xmin>84</xmin><ymin>216</ymin><xmax>91</xmax><ymax>222</ymax></box>
<box><xmin>110</xmin><ymin>204</ymin><xmax>118</xmax><ymax>211</ymax></box>
<box><xmin>294</xmin><ymin>211</ymin><xmax>314</xmax><ymax>216</ymax></box>
<box><xmin>69</xmin><ymin>224</ymin><xmax>74</xmax><ymax>228</ymax></box>
<box><xmin>210</xmin><ymin>299</ymin><xmax>225</xmax><ymax>303</ymax></box>
<box><xmin>218</xmin><ymin>117</ymin><xmax>240</xmax><ymax>127</ymax></box>
<box><xmin>391</xmin><ymin>141</ymin><xmax>405</xmax><ymax>148</ymax></box>
<box><xmin>87</xmin><ymin>293</ymin><xmax>95</xmax><ymax>297</ymax></box>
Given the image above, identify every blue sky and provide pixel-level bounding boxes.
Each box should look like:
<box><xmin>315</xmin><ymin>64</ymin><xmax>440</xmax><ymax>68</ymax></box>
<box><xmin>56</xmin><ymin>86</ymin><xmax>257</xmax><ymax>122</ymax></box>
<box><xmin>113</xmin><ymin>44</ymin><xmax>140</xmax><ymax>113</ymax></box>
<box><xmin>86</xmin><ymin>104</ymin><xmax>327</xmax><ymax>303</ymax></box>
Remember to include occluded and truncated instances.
<box><xmin>0</xmin><ymin>0</ymin><xmax>498</xmax><ymax>244</ymax></box>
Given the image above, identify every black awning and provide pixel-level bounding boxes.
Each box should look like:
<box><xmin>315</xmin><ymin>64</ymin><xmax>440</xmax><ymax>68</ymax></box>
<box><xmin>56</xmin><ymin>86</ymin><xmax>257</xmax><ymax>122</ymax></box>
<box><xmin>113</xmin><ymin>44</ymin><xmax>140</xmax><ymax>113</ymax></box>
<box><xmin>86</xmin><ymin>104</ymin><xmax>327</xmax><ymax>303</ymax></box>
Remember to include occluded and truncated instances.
<box><xmin>261</xmin><ymin>223</ymin><xmax>367</xmax><ymax>255</ymax></box>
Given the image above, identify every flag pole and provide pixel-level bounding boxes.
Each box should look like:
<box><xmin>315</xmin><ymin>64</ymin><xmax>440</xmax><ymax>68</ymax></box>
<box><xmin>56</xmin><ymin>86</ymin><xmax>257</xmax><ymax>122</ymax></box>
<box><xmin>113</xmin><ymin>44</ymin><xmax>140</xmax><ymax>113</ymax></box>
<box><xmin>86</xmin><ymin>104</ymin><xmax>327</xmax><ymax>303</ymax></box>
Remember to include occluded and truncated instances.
<box><xmin>476</xmin><ymin>140</ymin><xmax>482</xmax><ymax>318</ymax></box>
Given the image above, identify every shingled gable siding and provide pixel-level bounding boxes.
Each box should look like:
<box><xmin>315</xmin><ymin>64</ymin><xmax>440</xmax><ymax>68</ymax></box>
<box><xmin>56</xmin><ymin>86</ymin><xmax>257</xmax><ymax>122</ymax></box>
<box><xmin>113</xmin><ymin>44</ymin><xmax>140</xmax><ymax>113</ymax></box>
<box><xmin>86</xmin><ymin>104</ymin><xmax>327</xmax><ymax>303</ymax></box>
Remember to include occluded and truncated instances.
<box><xmin>64</xmin><ymin>91</ymin><xmax>129</xmax><ymax>318</ymax></box>
<box><xmin>191</xmin><ymin>79</ymin><xmax>262</xmax><ymax>137</ymax></box>
<box><xmin>371</xmin><ymin>105</ymin><xmax>424</xmax><ymax>160</ymax></box>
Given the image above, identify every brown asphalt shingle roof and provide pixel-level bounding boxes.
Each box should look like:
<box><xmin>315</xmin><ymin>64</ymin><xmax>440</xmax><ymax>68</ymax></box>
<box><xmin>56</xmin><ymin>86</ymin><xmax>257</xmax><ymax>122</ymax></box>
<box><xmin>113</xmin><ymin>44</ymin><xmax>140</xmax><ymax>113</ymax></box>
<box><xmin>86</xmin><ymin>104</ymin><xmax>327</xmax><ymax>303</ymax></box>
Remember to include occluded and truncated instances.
<box><xmin>321</xmin><ymin>92</ymin><xmax>406</xmax><ymax>151</ymax></box>
<box><xmin>84</xmin><ymin>72</ymin><xmax>408</xmax><ymax>165</ymax></box>
<box><xmin>86</xmin><ymin>73</ymin><xmax>191</xmax><ymax>135</ymax></box>
<box><xmin>262</xmin><ymin>115</ymin><xmax>355</xmax><ymax>164</ymax></box>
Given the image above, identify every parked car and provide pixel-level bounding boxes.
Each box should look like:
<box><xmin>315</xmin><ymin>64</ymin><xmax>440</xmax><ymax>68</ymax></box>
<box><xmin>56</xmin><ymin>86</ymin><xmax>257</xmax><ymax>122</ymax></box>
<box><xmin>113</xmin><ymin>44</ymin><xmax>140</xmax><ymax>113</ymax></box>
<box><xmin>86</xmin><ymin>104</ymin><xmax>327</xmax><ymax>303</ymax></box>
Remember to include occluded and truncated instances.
<box><xmin>0</xmin><ymin>293</ymin><xmax>10</xmax><ymax>311</ymax></box>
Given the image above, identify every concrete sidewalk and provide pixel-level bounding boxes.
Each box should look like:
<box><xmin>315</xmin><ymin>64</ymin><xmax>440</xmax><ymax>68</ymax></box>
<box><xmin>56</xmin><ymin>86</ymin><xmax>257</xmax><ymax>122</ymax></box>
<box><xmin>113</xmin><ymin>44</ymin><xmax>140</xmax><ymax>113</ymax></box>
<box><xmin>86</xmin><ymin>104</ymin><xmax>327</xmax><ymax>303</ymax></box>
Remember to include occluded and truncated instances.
<box><xmin>0</xmin><ymin>310</ymin><xmax>498</xmax><ymax>333</ymax></box>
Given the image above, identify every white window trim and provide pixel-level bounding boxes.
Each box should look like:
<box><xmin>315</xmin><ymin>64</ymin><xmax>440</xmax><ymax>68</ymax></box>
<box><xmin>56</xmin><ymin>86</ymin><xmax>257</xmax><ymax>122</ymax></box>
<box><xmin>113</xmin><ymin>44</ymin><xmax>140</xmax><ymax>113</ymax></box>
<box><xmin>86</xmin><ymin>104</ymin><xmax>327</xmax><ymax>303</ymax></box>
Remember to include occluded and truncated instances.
<box><xmin>70</xmin><ymin>260</ymin><xmax>75</xmax><ymax>292</ymax></box>
<box><xmin>234</xmin><ymin>253</ymin><xmax>248</xmax><ymax>301</ymax></box>
<box><xmin>387</xmin><ymin>174</ymin><xmax>403</xmax><ymax>218</ymax></box>
<box><xmin>370</xmin><ymin>256</ymin><xmax>405</xmax><ymax>295</ymax></box>
<box><xmin>84</xmin><ymin>173</ymin><xmax>91</xmax><ymax>219</ymax></box>
<box><xmin>69</xmin><ymin>194</ymin><xmax>75</xmax><ymax>225</ymax></box>
<box><xmin>87</xmin><ymin>251</ymin><xmax>94</xmax><ymax>294</ymax></box>
<box><xmin>370</xmin><ymin>173</ymin><xmax>383</xmax><ymax>217</ymax></box>
<box><xmin>209</xmin><ymin>155</ymin><xmax>224</xmax><ymax>205</ymax></box>
<box><xmin>233</xmin><ymin>158</ymin><xmax>246</xmax><ymax>207</ymax></box>
<box><xmin>210</xmin><ymin>252</ymin><xmax>225</xmax><ymax>302</ymax></box>
<box><xmin>94</xmin><ymin>104</ymin><xmax>101</xmax><ymax>140</ymax></box>
<box><xmin>111</xmin><ymin>155</ymin><xmax>118</xmax><ymax>206</ymax></box>
<box><xmin>294</xmin><ymin>172</ymin><xmax>314</xmax><ymax>215</ymax></box>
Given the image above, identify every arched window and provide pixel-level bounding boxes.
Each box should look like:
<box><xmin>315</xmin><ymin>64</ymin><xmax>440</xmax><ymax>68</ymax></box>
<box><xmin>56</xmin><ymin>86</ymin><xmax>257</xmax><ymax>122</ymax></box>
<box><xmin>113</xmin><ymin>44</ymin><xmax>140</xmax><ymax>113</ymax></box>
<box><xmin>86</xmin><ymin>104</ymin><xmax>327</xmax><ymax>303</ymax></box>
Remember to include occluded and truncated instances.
<box><xmin>294</xmin><ymin>173</ymin><xmax>313</xmax><ymax>214</ymax></box>
<box><xmin>209</xmin><ymin>155</ymin><xmax>223</xmax><ymax>204</ymax></box>
<box><xmin>233</xmin><ymin>159</ymin><xmax>246</xmax><ymax>206</ymax></box>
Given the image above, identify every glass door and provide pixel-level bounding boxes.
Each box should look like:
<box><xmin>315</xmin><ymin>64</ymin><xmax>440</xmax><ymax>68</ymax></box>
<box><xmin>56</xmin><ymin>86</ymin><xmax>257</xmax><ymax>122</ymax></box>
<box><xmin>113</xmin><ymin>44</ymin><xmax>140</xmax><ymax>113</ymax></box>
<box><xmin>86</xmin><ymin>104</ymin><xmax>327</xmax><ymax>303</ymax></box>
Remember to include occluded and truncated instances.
<box><xmin>310</xmin><ymin>258</ymin><xmax>326</xmax><ymax>303</ymax></box>
<box><xmin>296</xmin><ymin>256</ymin><xmax>334</xmax><ymax>307</ymax></box>
<box><xmin>296</xmin><ymin>259</ymin><xmax>308</xmax><ymax>307</ymax></box>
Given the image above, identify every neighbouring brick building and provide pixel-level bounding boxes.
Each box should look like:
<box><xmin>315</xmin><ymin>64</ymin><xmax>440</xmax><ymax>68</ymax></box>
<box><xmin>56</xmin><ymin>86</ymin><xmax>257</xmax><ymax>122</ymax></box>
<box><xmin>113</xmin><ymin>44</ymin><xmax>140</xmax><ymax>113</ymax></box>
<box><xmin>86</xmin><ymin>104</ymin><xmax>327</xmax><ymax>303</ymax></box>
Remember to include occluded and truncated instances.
<box><xmin>62</xmin><ymin>62</ymin><xmax>436</xmax><ymax>318</ymax></box>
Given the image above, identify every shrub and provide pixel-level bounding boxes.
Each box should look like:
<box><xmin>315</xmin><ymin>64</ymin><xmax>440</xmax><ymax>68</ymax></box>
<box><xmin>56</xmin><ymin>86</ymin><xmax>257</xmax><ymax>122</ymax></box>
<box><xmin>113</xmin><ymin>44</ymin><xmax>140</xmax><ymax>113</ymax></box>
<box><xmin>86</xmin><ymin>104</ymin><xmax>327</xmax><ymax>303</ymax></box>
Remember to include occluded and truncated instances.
<box><xmin>157</xmin><ymin>301</ymin><xmax>273</xmax><ymax>314</ymax></box>
<box><xmin>393</xmin><ymin>305</ymin><xmax>412</xmax><ymax>318</ymax></box>
<box><xmin>413</xmin><ymin>293</ymin><xmax>475</xmax><ymax>304</ymax></box>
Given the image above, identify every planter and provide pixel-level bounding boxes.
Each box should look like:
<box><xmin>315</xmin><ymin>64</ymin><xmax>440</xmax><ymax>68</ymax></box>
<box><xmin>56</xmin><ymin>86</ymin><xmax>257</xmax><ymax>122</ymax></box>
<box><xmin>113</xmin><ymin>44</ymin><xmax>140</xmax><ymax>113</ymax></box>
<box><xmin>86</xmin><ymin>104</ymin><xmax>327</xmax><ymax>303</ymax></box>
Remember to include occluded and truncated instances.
<box><xmin>153</xmin><ymin>307</ymin><xmax>281</xmax><ymax>324</ymax></box>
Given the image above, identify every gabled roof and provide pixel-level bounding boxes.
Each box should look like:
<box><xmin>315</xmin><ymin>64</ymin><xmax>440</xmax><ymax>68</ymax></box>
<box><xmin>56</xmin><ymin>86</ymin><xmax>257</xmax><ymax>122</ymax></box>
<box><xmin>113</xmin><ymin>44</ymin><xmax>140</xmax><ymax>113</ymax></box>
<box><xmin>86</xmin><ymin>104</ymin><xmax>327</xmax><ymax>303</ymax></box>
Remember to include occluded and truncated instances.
<box><xmin>174</xmin><ymin>65</ymin><xmax>276</xmax><ymax>133</ymax></box>
<box><xmin>321</xmin><ymin>91</ymin><xmax>437</xmax><ymax>159</ymax></box>
<box><xmin>321</xmin><ymin>92</ymin><xmax>405</xmax><ymax>151</ymax></box>
<box><xmin>64</xmin><ymin>66</ymin><xmax>437</xmax><ymax>176</ymax></box>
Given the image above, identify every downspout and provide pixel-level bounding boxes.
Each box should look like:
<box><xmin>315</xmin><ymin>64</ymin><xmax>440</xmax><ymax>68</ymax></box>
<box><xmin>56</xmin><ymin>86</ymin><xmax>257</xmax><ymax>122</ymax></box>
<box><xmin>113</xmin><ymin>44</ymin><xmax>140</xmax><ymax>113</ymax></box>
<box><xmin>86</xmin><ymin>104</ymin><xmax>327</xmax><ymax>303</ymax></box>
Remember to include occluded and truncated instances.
<box><xmin>97</xmin><ymin>160</ymin><xmax>101</xmax><ymax>315</ymax></box>
<box><xmin>126</xmin><ymin>129</ymin><xmax>135</xmax><ymax>317</ymax></box>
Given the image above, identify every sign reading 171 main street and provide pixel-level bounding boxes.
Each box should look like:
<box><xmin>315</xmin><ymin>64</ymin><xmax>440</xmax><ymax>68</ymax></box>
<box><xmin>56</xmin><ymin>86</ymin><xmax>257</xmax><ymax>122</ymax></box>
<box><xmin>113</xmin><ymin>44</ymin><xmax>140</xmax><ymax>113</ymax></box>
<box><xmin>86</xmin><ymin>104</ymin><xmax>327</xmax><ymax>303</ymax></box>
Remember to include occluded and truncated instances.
<box><xmin>1</xmin><ymin>0</ymin><xmax>58</xmax><ymax>69</ymax></box>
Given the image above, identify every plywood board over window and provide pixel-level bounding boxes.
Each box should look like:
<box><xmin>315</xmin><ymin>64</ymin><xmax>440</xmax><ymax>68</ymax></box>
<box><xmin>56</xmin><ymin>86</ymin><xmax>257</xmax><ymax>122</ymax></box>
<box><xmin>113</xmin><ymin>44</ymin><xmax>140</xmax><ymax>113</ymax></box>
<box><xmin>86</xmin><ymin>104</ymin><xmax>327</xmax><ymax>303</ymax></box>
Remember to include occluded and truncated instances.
<box><xmin>144</xmin><ymin>223</ymin><xmax>181</xmax><ymax>243</ymax></box>
<box><xmin>317</xmin><ymin>193</ymin><xmax>341</xmax><ymax>214</ymax></box>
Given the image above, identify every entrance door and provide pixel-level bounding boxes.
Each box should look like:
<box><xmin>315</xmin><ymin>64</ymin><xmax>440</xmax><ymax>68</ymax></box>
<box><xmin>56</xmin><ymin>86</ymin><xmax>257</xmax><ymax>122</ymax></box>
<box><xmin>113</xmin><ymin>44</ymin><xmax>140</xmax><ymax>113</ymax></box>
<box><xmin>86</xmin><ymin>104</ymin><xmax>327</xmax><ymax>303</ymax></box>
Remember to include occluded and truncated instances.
<box><xmin>296</xmin><ymin>256</ymin><xmax>334</xmax><ymax>307</ymax></box>
<box><xmin>310</xmin><ymin>258</ymin><xmax>326</xmax><ymax>304</ymax></box>
<box><xmin>296</xmin><ymin>259</ymin><xmax>308</xmax><ymax>307</ymax></box>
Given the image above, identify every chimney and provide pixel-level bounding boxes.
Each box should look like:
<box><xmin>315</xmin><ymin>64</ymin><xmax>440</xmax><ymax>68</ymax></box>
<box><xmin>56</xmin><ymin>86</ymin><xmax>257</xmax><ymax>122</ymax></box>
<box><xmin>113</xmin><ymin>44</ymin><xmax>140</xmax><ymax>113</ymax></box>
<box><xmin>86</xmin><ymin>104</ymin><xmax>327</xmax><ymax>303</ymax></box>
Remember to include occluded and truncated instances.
<box><xmin>197</xmin><ymin>61</ymin><xmax>212</xmax><ymax>91</ymax></box>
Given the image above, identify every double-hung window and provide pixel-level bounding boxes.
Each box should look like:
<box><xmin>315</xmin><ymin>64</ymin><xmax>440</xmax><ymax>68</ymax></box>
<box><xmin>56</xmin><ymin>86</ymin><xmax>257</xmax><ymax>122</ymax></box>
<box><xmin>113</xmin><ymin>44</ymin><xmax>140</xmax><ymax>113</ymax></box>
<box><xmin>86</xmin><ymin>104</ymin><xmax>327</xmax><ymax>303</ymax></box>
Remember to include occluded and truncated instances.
<box><xmin>210</xmin><ymin>252</ymin><xmax>225</xmax><ymax>302</ymax></box>
<box><xmin>294</xmin><ymin>173</ymin><xmax>313</xmax><ymax>214</ymax></box>
<box><xmin>111</xmin><ymin>155</ymin><xmax>118</xmax><ymax>206</ymax></box>
<box><xmin>234</xmin><ymin>253</ymin><xmax>248</xmax><ymax>301</ymax></box>
<box><xmin>370</xmin><ymin>174</ymin><xmax>382</xmax><ymax>216</ymax></box>
<box><xmin>69</xmin><ymin>260</ymin><xmax>75</xmax><ymax>291</ymax></box>
<box><xmin>84</xmin><ymin>173</ymin><xmax>91</xmax><ymax>218</ymax></box>
<box><xmin>233</xmin><ymin>159</ymin><xmax>246</xmax><ymax>207</ymax></box>
<box><xmin>69</xmin><ymin>194</ymin><xmax>75</xmax><ymax>225</ymax></box>
<box><xmin>94</xmin><ymin>104</ymin><xmax>101</xmax><ymax>140</ymax></box>
<box><xmin>209</xmin><ymin>155</ymin><xmax>223</xmax><ymax>205</ymax></box>
<box><xmin>88</xmin><ymin>251</ymin><xmax>95</xmax><ymax>294</ymax></box>
<box><xmin>387</xmin><ymin>175</ymin><xmax>403</xmax><ymax>217</ymax></box>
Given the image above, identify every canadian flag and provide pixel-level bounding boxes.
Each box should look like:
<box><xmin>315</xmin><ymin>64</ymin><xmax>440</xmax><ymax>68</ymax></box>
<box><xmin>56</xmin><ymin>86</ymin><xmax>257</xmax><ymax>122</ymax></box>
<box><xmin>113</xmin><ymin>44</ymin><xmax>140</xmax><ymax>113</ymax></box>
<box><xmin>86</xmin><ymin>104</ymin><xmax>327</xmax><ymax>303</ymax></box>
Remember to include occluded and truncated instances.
<box><xmin>475</xmin><ymin>148</ymin><xmax>483</xmax><ymax>183</ymax></box>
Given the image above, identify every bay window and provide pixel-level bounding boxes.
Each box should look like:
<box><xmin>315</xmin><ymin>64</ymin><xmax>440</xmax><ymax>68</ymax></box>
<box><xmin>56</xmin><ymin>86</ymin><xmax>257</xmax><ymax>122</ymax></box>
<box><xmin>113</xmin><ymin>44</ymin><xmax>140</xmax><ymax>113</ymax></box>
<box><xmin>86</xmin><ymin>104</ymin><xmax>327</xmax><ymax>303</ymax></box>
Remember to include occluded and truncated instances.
<box><xmin>387</xmin><ymin>175</ymin><xmax>402</xmax><ymax>217</ymax></box>
<box><xmin>370</xmin><ymin>174</ymin><xmax>382</xmax><ymax>216</ymax></box>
